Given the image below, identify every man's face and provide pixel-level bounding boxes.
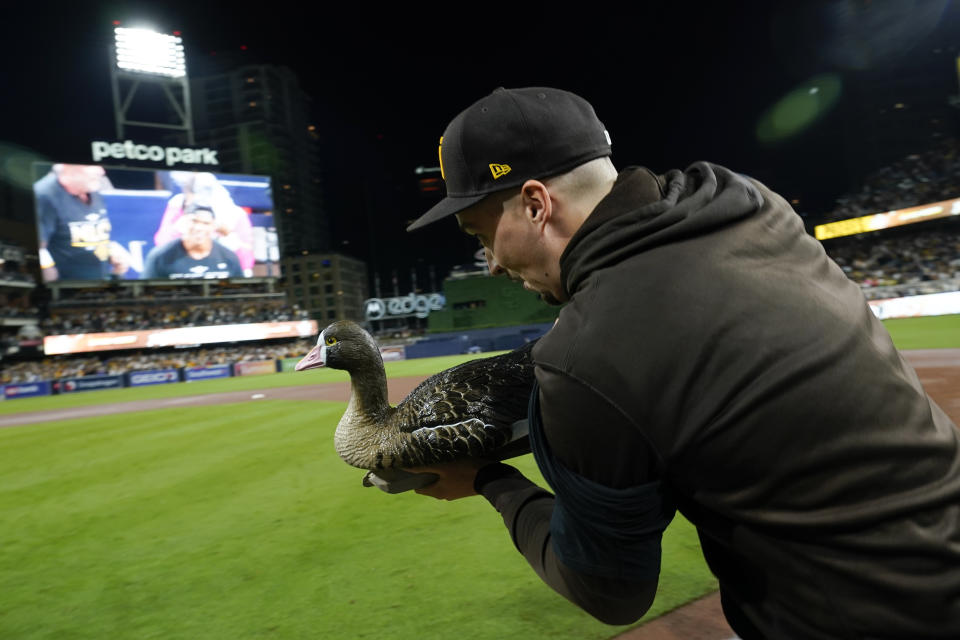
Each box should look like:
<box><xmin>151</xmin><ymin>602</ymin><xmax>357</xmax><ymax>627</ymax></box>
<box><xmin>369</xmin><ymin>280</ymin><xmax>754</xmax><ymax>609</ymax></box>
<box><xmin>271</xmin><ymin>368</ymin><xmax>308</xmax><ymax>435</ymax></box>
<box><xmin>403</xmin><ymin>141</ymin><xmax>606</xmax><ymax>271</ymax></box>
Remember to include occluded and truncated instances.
<box><xmin>181</xmin><ymin>211</ymin><xmax>216</xmax><ymax>250</ymax></box>
<box><xmin>58</xmin><ymin>165</ymin><xmax>105</xmax><ymax>195</ymax></box>
<box><xmin>456</xmin><ymin>195</ymin><xmax>564</xmax><ymax>305</ymax></box>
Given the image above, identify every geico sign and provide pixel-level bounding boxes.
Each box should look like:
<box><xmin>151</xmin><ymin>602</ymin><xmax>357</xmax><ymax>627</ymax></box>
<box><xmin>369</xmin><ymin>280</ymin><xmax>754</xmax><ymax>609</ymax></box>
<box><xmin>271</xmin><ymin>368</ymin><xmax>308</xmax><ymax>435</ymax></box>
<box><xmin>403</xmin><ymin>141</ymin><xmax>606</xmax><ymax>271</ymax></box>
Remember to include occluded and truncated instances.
<box><xmin>6</xmin><ymin>384</ymin><xmax>38</xmax><ymax>395</ymax></box>
<box><xmin>365</xmin><ymin>293</ymin><xmax>445</xmax><ymax>320</ymax></box>
<box><xmin>91</xmin><ymin>140</ymin><xmax>219</xmax><ymax>167</ymax></box>
<box><xmin>131</xmin><ymin>371</ymin><xmax>177</xmax><ymax>384</ymax></box>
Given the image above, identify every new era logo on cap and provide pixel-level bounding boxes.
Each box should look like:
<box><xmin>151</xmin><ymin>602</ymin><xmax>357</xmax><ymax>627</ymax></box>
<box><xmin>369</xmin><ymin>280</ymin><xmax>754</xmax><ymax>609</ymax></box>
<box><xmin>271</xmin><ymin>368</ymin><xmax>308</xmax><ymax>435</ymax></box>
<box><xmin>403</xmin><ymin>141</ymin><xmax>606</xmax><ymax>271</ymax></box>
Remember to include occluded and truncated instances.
<box><xmin>407</xmin><ymin>87</ymin><xmax>612</xmax><ymax>231</ymax></box>
<box><xmin>490</xmin><ymin>163</ymin><xmax>512</xmax><ymax>179</ymax></box>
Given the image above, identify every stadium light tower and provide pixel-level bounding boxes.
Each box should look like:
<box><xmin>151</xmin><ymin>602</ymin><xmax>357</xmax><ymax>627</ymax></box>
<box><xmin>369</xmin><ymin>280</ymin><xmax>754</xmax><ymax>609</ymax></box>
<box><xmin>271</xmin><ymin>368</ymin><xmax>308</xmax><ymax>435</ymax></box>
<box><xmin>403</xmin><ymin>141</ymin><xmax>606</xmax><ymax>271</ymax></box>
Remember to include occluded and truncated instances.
<box><xmin>109</xmin><ymin>24</ymin><xmax>194</xmax><ymax>144</ymax></box>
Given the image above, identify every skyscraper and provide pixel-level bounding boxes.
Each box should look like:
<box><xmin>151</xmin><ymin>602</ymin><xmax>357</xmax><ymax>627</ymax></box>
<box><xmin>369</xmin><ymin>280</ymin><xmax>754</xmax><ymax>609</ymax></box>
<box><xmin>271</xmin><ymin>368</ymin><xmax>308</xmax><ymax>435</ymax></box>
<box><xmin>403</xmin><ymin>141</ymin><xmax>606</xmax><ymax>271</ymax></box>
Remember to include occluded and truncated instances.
<box><xmin>190</xmin><ymin>64</ymin><xmax>329</xmax><ymax>258</ymax></box>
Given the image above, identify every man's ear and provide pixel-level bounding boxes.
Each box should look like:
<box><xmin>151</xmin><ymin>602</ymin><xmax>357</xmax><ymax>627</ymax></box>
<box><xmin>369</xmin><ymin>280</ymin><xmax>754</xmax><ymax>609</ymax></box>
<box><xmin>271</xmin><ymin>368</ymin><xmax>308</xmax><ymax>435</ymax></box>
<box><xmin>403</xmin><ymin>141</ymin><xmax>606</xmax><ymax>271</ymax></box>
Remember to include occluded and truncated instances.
<box><xmin>520</xmin><ymin>180</ymin><xmax>551</xmax><ymax>228</ymax></box>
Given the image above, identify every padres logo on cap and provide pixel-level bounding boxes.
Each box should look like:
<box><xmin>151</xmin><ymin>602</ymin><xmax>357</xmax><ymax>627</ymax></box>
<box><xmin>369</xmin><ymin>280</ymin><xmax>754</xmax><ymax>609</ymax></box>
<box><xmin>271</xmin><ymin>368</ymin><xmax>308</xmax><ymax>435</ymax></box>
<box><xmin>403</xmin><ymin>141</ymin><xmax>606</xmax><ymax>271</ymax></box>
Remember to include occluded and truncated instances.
<box><xmin>438</xmin><ymin>137</ymin><xmax>445</xmax><ymax>180</ymax></box>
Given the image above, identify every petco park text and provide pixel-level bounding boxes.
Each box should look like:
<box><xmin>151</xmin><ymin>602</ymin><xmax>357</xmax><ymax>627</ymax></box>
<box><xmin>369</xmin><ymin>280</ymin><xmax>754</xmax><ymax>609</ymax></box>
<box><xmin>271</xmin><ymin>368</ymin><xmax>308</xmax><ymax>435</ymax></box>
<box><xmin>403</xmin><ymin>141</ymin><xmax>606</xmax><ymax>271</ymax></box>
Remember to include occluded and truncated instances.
<box><xmin>91</xmin><ymin>140</ymin><xmax>219</xmax><ymax>167</ymax></box>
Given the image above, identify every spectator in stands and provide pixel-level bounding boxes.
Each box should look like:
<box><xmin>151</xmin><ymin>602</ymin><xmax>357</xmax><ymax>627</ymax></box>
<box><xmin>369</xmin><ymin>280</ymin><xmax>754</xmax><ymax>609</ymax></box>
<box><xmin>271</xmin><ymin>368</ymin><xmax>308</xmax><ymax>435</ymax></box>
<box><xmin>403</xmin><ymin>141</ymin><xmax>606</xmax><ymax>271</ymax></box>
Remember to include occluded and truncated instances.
<box><xmin>42</xmin><ymin>299</ymin><xmax>306</xmax><ymax>335</ymax></box>
<box><xmin>822</xmin><ymin>220</ymin><xmax>960</xmax><ymax>297</ymax></box>
<box><xmin>822</xmin><ymin>137</ymin><xmax>960</xmax><ymax>223</ymax></box>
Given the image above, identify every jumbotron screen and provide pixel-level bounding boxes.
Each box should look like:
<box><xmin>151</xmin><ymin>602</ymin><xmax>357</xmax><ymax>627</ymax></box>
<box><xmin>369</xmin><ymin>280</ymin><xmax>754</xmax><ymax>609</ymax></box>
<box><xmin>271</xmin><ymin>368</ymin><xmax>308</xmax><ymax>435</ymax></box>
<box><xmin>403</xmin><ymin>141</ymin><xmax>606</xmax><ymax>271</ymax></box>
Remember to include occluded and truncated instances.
<box><xmin>32</xmin><ymin>162</ymin><xmax>279</xmax><ymax>282</ymax></box>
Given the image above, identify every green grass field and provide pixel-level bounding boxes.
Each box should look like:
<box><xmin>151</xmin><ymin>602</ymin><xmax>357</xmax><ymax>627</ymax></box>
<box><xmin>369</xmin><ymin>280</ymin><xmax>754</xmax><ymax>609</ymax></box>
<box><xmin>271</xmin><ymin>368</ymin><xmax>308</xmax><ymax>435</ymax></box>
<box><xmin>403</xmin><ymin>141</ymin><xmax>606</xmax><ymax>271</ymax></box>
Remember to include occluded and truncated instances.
<box><xmin>881</xmin><ymin>313</ymin><xmax>960</xmax><ymax>349</ymax></box>
<box><xmin>0</xmin><ymin>353</ymin><xmax>718</xmax><ymax>640</ymax></box>
<box><xmin>1</xmin><ymin>313</ymin><xmax>955</xmax><ymax>639</ymax></box>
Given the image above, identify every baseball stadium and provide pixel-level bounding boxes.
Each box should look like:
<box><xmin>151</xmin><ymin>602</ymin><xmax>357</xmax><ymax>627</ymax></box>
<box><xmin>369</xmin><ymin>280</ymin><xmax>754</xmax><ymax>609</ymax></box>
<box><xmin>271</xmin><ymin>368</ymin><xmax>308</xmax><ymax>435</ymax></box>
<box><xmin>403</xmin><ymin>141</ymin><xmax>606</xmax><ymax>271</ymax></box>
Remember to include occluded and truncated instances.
<box><xmin>3</xmin><ymin>5</ymin><xmax>960</xmax><ymax>640</ymax></box>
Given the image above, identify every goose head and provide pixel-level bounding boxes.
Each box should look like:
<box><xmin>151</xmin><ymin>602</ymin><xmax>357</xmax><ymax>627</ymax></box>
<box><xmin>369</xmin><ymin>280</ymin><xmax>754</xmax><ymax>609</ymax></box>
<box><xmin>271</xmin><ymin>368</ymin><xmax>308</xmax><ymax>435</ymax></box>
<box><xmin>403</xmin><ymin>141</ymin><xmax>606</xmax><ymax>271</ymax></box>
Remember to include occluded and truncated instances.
<box><xmin>296</xmin><ymin>321</ymin><xmax>383</xmax><ymax>375</ymax></box>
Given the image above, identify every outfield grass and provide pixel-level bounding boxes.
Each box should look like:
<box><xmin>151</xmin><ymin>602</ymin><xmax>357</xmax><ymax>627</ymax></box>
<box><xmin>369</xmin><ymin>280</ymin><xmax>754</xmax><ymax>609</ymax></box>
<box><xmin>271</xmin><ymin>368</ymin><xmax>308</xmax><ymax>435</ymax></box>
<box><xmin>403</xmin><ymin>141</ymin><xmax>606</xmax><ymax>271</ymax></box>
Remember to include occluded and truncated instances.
<box><xmin>882</xmin><ymin>313</ymin><xmax>960</xmax><ymax>349</ymax></box>
<box><xmin>0</xmin><ymin>364</ymin><xmax>716</xmax><ymax>640</ymax></box>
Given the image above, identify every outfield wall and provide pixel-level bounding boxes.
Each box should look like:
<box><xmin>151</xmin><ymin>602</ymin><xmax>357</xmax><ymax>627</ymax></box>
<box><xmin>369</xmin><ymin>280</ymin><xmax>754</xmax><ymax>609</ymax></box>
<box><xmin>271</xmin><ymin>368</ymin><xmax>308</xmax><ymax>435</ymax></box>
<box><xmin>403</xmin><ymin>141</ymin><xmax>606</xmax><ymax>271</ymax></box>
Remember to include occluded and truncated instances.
<box><xmin>0</xmin><ymin>362</ymin><xmax>282</xmax><ymax>400</ymax></box>
<box><xmin>868</xmin><ymin>290</ymin><xmax>960</xmax><ymax>320</ymax></box>
<box><xmin>0</xmin><ymin>322</ymin><xmax>554</xmax><ymax>400</ymax></box>
<box><xmin>1</xmin><ymin>345</ymin><xmax>404</xmax><ymax>400</ymax></box>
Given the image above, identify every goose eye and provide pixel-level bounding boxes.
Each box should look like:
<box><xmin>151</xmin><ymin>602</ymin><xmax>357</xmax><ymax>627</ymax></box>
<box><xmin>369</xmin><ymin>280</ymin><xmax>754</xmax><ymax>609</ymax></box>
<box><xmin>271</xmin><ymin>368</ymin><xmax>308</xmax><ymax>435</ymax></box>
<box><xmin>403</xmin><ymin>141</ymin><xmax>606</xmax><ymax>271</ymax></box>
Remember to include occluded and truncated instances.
<box><xmin>325</xmin><ymin>336</ymin><xmax>338</xmax><ymax>346</ymax></box>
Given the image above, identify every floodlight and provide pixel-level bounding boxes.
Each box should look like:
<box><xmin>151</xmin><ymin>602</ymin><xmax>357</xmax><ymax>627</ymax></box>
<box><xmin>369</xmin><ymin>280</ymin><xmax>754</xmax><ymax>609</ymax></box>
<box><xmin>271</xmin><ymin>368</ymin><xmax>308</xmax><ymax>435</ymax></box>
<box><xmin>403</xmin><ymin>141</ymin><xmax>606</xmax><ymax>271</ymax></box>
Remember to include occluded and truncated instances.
<box><xmin>113</xmin><ymin>27</ymin><xmax>185</xmax><ymax>77</ymax></box>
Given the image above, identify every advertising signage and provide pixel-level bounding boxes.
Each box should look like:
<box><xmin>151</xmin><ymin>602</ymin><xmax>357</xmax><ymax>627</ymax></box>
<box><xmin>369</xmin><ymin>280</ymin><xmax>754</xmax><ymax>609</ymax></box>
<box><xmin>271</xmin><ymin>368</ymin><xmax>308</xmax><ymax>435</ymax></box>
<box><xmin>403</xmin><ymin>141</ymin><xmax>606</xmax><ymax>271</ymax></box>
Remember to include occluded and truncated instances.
<box><xmin>234</xmin><ymin>361</ymin><xmax>277</xmax><ymax>377</ymax></box>
<box><xmin>364</xmin><ymin>293</ymin><xmax>445</xmax><ymax>321</ymax></box>
<box><xmin>127</xmin><ymin>369</ymin><xmax>180</xmax><ymax>387</ymax></box>
<box><xmin>814</xmin><ymin>196</ymin><xmax>960</xmax><ymax>241</ymax></box>
<box><xmin>55</xmin><ymin>374</ymin><xmax>125</xmax><ymax>393</ymax></box>
<box><xmin>183</xmin><ymin>365</ymin><xmax>232</xmax><ymax>382</ymax></box>
<box><xmin>32</xmin><ymin>162</ymin><xmax>279</xmax><ymax>283</ymax></box>
<box><xmin>4</xmin><ymin>381</ymin><xmax>52</xmax><ymax>399</ymax></box>
<box><xmin>43</xmin><ymin>320</ymin><xmax>319</xmax><ymax>355</ymax></box>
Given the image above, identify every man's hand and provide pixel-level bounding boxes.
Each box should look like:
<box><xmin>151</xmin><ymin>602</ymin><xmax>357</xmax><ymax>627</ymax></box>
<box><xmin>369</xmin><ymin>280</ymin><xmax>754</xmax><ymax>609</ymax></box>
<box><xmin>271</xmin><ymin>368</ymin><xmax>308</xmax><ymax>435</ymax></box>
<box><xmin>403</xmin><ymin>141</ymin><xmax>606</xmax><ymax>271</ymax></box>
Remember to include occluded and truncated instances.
<box><xmin>41</xmin><ymin>266</ymin><xmax>59</xmax><ymax>283</ymax></box>
<box><xmin>405</xmin><ymin>458</ymin><xmax>494</xmax><ymax>500</ymax></box>
<box><xmin>109</xmin><ymin>241</ymin><xmax>132</xmax><ymax>275</ymax></box>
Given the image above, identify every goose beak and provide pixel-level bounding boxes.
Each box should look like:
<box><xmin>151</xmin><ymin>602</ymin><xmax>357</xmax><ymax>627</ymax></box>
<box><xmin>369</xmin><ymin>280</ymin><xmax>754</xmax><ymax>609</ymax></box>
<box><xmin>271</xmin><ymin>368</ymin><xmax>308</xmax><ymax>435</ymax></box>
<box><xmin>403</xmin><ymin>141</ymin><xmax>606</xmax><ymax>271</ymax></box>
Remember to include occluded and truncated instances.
<box><xmin>295</xmin><ymin>345</ymin><xmax>325</xmax><ymax>371</ymax></box>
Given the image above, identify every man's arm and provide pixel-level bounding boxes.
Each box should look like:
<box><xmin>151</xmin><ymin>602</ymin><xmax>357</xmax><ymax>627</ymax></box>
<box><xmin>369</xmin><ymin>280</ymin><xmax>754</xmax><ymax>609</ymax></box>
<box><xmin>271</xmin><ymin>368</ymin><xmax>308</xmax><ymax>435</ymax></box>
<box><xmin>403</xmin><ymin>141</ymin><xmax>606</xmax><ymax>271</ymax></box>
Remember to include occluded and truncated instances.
<box><xmin>475</xmin><ymin>462</ymin><xmax>660</xmax><ymax>625</ymax></box>
<box><xmin>411</xmin><ymin>370</ymin><xmax>667</xmax><ymax>625</ymax></box>
<box><xmin>34</xmin><ymin>187</ymin><xmax>60</xmax><ymax>282</ymax></box>
<box><xmin>141</xmin><ymin>246</ymin><xmax>160</xmax><ymax>279</ymax></box>
<box><xmin>39</xmin><ymin>248</ymin><xmax>58</xmax><ymax>283</ymax></box>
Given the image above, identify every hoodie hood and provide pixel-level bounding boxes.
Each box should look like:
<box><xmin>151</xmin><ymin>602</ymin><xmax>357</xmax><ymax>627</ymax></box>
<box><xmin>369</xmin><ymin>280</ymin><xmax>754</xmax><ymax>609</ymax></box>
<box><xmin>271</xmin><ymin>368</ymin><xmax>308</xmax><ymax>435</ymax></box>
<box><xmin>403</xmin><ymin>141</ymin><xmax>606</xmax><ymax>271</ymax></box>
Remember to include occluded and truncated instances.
<box><xmin>560</xmin><ymin>162</ymin><xmax>764</xmax><ymax>299</ymax></box>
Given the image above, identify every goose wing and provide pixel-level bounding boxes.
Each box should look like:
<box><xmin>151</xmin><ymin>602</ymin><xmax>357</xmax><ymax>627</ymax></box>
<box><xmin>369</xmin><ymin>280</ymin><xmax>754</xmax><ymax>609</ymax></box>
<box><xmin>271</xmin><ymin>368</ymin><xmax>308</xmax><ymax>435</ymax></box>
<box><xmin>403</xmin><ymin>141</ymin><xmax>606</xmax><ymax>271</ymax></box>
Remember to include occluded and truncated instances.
<box><xmin>388</xmin><ymin>342</ymin><xmax>536</xmax><ymax>466</ymax></box>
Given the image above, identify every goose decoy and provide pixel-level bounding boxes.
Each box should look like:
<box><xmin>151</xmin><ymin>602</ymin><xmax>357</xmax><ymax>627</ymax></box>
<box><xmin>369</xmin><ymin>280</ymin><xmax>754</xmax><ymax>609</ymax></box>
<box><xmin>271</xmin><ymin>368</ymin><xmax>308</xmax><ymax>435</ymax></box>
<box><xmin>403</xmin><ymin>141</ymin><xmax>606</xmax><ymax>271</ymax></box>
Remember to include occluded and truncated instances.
<box><xmin>296</xmin><ymin>320</ymin><xmax>535</xmax><ymax>493</ymax></box>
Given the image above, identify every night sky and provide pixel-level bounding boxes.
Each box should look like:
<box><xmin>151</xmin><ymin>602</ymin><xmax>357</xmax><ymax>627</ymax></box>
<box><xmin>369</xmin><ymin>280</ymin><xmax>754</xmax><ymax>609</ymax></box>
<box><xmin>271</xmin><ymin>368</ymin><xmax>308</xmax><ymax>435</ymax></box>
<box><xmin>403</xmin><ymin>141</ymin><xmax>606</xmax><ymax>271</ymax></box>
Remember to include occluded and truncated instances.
<box><xmin>2</xmin><ymin>1</ymin><xmax>959</xmax><ymax>291</ymax></box>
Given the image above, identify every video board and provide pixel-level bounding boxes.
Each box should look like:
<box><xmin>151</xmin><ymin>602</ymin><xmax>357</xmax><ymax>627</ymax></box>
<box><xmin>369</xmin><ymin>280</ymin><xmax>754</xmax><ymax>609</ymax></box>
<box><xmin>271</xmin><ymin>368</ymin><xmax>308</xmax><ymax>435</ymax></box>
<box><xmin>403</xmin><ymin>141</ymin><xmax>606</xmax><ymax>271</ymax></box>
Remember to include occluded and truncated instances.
<box><xmin>32</xmin><ymin>163</ymin><xmax>279</xmax><ymax>282</ymax></box>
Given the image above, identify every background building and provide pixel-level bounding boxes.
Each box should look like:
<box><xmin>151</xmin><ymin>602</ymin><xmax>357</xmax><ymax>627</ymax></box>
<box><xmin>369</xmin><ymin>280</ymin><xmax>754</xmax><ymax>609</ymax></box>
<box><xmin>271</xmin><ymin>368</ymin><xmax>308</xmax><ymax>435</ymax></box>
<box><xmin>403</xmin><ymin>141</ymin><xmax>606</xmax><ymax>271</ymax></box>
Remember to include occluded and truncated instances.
<box><xmin>191</xmin><ymin>64</ymin><xmax>329</xmax><ymax>258</ymax></box>
<box><xmin>280</xmin><ymin>253</ymin><xmax>367</xmax><ymax>324</ymax></box>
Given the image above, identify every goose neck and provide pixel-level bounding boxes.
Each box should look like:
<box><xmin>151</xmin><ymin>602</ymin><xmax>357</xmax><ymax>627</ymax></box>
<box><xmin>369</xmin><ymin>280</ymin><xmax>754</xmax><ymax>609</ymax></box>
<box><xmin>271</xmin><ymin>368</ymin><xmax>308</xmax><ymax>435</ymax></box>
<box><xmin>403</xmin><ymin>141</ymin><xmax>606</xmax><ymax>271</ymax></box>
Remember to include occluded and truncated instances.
<box><xmin>346</xmin><ymin>365</ymin><xmax>390</xmax><ymax>418</ymax></box>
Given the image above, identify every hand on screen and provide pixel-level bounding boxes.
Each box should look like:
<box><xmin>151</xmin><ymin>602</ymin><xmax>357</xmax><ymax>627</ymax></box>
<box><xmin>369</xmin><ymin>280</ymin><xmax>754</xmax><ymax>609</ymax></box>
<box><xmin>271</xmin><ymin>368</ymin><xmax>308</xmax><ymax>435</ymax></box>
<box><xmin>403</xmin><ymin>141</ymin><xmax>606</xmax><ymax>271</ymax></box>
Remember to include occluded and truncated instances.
<box><xmin>109</xmin><ymin>242</ymin><xmax>132</xmax><ymax>275</ymax></box>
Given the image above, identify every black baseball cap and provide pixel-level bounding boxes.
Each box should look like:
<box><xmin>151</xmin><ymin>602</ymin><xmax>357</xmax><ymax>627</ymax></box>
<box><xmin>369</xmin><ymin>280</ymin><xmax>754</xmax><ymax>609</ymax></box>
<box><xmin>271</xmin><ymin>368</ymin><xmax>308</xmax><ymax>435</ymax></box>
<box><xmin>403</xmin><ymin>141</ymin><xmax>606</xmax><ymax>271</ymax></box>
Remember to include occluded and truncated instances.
<box><xmin>184</xmin><ymin>202</ymin><xmax>215</xmax><ymax>219</ymax></box>
<box><xmin>406</xmin><ymin>87</ymin><xmax>612</xmax><ymax>231</ymax></box>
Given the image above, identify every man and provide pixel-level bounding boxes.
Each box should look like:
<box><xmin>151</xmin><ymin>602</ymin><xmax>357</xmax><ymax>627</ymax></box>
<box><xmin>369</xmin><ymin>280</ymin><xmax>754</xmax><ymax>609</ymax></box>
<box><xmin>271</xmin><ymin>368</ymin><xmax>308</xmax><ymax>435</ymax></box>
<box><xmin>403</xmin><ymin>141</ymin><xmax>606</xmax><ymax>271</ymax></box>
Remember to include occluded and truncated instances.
<box><xmin>154</xmin><ymin>172</ymin><xmax>256</xmax><ymax>275</ymax></box>
<box><xmin>141</xmin><ymin>205</ymin><xmax>243</xmax><ymax>280</ymax></box>
<box><xmin>405</xmin><ymin>87</ymin><xmax>960</xmax><ymax>638</ymax></box>
<box><xmin>33</xmin><ymin>164</ymin><xmax>130</xmax><ymax>281</ymax></box>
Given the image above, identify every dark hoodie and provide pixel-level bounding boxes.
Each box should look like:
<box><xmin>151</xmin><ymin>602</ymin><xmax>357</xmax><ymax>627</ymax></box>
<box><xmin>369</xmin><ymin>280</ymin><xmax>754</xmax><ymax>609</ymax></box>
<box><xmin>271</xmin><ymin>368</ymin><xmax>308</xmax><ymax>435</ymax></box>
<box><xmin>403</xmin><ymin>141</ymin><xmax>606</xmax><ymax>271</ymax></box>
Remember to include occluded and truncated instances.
<box><xmin>480</xmin><ymin>163</ymin><xmax>960</xmax><ymax>638</ymax></box>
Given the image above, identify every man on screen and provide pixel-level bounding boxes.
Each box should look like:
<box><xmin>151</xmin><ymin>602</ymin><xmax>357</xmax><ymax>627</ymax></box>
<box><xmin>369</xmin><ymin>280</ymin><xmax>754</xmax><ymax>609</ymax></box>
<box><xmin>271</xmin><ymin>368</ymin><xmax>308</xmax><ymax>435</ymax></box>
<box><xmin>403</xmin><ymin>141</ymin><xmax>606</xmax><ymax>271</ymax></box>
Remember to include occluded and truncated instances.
<box><xmin>34</xmin><ymin>164</ymin><xmax>131</xmax><ymax>281</ymax></box>
<box><xmin>155</xmin><ymin>172</ymin><xmax>256</xmax><ymax>276</ymax></box>
<box><xmin>141</xmin><ymin>205</ymin><xmax>243</xmax><ymax>280</ymax></box>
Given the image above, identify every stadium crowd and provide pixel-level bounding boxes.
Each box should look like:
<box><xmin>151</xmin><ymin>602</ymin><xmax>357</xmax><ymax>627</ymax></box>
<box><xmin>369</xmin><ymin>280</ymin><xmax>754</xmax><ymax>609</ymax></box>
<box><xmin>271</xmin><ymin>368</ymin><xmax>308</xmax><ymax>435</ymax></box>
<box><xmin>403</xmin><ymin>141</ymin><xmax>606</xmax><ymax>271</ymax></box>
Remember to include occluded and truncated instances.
<box><xmin>823</xmin><ymin>136</ymin><xmax>960</xmax><ymax>223</ymax></box>
<box><xmin>0</xmin><ymin>338</ymin><xmax>314</xmax><ymax>384</ymax></box>
<box><xmin>823</xmin><ymin>220</ymin><xmax>960</xmax><ymax>290</ymax></box>
<box><xmin>42</xmin><ymin>300</ymin><xmax>309</xmax><ymax>334</ymax></box>
<box><xmin>0</xmin><ymin>269</ymin><xmax>34</xmax><ymax>284</ymax></box>
<box><xmin>56</xmin><ymin>284</ymin><xmax>271</xmax><ymax>303</ymax></box>
<box><xmin>0</xmin><ymin>292</ymin><xmax>38</xmax><ymax>318</ymax></box>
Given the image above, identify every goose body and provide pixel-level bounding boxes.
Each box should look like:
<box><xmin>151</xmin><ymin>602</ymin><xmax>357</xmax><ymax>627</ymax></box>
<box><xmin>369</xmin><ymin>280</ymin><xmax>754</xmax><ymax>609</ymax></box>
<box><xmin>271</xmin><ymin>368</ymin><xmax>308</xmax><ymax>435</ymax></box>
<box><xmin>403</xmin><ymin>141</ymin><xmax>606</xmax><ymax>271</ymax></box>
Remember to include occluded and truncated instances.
<box><xmin>296</xmin><ymin>321</ymin><xmax>535</xmax><ymax>477</ymax></box>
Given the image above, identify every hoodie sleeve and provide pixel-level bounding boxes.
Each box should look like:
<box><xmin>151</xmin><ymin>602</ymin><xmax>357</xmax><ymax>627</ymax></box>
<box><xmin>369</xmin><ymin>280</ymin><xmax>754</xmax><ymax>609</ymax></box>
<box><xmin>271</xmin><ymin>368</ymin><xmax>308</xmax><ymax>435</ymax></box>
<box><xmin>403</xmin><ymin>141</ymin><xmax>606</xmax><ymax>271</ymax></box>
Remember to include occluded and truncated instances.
<box><xmin>472</xmin><ymin>368</ymin><xmax>665</xmax><ymax>625</ymax></box>
<box><xmin>475</xmin><ymin>463</ymin><xmax>659</xmax><ymax>625</ymax></box>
